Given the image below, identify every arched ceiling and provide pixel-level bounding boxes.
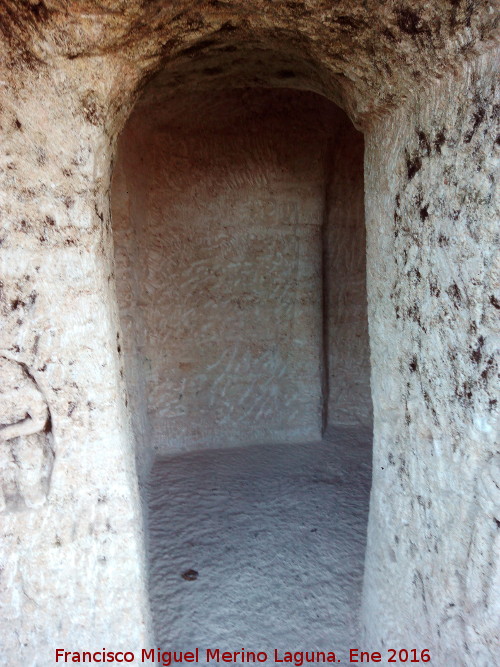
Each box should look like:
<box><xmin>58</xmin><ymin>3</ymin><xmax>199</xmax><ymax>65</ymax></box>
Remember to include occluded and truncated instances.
<box><xmin>0</xmin><ymin>1</ymin><xmax>498</xmax><ymax>127</ymax></box>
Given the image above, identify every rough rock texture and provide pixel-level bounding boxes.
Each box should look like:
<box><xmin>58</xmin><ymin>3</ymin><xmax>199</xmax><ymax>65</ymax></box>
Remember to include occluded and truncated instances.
<box><xmin>0</xmin><ymin>355</ymin><xmax>53</xmax><ymax>511</ymax></box>
<box><xmin>324</xmin><ymin>116</ymin><xmax>372</xmax><ymax>428</ymax></box>
<box><xmin>362</xmin><ymin>49</ymin><xmax>499</xmax><ymax>666</ymax></box>
<box><xmin>112</xmin><ymin>90</ymin><xmax>331</xmax><ymax>457</ymax></box>
<box><xmin>0</xmin><ymin>1</ymin><xmax>498</xmax><ymax>664</ymax></box>
<box><xmin>1</xmin><ymin>0</ymin><xmax>498</xmax><ymax>126</ymax></box>
<box><xmin>147</xmin><ymin>427</ymin><xmax>372</xmax><ymax>657</ymax></box>
<box><xmin>0</xmin><ymin>60</ymin><xmax>151</xmax><ymax>661</ymax></box>
<box><xmin>112</xmin><ymin>88</ymin><xmax>370</xmax><ymax>463</ymax></box>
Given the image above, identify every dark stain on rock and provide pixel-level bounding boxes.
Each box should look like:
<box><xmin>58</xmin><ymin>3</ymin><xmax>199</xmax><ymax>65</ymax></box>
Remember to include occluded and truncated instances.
<box><xmin>42</xmin><ymin>412</ymin><xmax>52</xmax><ymax>434</ymax></box>
<box><xmin>449</xmin><ymin>0</ymin><xmax>462</xmax><ymax>27</ymax></box>
<box><xmin>179</xmin><ymin>39</ymin><xmax>217</xmax><ymax>57</ymax></box>
<box><xmin>396</xmin><ymin>8</ymin><xmax>430</xmax><ymax>36</ymax></box>
<box><xmin>94</xmin><ymin>204</ymin><xmax>104</xmax><ymax>222</ymax></box>
<box><xmin>464</xmin><ymin>107</ymin><xmax>486</xmax><ymax>143</ymax></box>
<box><xmin>480</xmin><ymin>356</ymin><xmax>495</xmax><ymax>381</ymax></box>
<box><xmin>430</xmin><ymin>281</ymin><xmax>440</xmax><ymax>297</ymax></box>
<box><xmin>417</xmin><ymin>130</ymin><xmax>431</xmax><ymax>156</ymax></box>
<box><xmin>420</xmin><ymin>205</ymin><xmax>429</xmax><ymax>221</ymax></box>
<box><xmin>334</xmin><ymin>15</ymin><xmax>363</xmax><ymax>29</ymax></box>
<box><xmin>434</xmin><ymin>130</ymin><xmax>446</xmax><ymax>153</ymax></box>
<box><xmin>464</xmin><ymin>0</ymin><xmax>474</xmax><ymax>27</ymax></box>
<box><xmin>470</xmin><ymin>336</ymin><xmax>484</xmax><ymax>363</ymax></box>
<box><xmin>218</xmin><ymin>21</ymin><xmax>238</xmax><ymax>33</ymax></box>
<box><xmin>406</xmin><ymin>154</ymin><xmax>422</xmax><ymax>180</ymax></box>
<box><xmin>455</xmin><ymin>380</ymin><xmax>473</xmax><ymax>404</ymax></box>
<box><xmin>489</xmin><ymin>295</ymin><xmax>500</xmax><ymax>309</ymax></box>
<box><xmin>423</xmin><ymin>389</ymin><xmax>439</xmax><ymax>423</ymax></box>
<box><xmin>382</xmin><ymin>27</ymin><xmax>398</xmax><ymax>41</ymax></box>
<box><xmin>450</xmin><ymin>0</ymin><xmax>474</xmax><ymax>29</ymax></box>
<box><xmin>285</xmin><ymin>1</ymin><xmax>312</xmax><ymax>17</ymax></box>
<box><xmin>447</xmin><ymin>283</ymin><xmax>462</xmax><ymax>307</ymax></box>
<box><xmin>28</xmin><ymin>1</ymin><xmax>50</xmax><ymax>23</ymax></box>
<box><xmin>407</xmin><ymin>304</ymin><xmax>426</xmax><ymax>331</ymax></box>
<box><xmin>409</xmin><ymin>356</ymin><xmax>418</xmax><ymax>372</ymax></box>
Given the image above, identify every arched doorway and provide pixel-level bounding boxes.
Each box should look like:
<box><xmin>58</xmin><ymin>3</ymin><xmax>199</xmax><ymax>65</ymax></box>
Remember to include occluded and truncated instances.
<box><xmin>1</xmin><ymin>4</ymin><xmax>497</xmax><ymax>664</ymax></box>
<box><xmin>111</xmin><ymin>83</ymin><xmax>372</xmax><ymax>652</ymax></box>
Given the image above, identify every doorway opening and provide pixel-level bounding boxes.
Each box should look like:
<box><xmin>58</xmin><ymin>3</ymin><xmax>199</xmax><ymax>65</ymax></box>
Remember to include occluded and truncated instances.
<box><xmin>111</xmin><ymin>85</ymin><xmax>372</xmax><ymax>654</ymax></box>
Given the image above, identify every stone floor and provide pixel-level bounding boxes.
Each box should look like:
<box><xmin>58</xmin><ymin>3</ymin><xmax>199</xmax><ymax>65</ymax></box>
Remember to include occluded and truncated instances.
<box><xmin>146</xmin><ymin>427</ymin><xmax>372</xmax><ymax>664</ymax></box>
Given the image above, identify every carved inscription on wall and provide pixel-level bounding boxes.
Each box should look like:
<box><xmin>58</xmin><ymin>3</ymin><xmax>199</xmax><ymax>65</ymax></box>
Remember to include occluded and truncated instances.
<box><xmin>0</xmin><ymin>356</ymin><xmax>54</xmax><ymax>511</ymax></box>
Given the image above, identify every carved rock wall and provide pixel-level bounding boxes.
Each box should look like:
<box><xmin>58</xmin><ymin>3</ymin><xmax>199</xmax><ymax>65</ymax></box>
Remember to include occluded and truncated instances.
<box><xmin>0</xmin><ymin>1</ymin><xmax>498</xmax><ymax>662</ymax></box>
<box><xmin>362</xmin><ymin>49</ymin><xmax>500</xmax><ymax>665</ymax></box>
<box><xmin>324</xmin><ymin>117</ymin><xmax>372</xmax><ymax>428</ymax></box>
<box><xmin>0</xmin><ymin>355</ymin><xmax>53</xmax><ymax>511</ymax></box>
<box><xmin>0</xmin><ymin>66</ymin><xmax>152</xmax><ymax>662</ymax></box>
<box><xmin>112</xmin><ymin>89</ymin><xmax>371</xmax><ymax>460</ymax></box>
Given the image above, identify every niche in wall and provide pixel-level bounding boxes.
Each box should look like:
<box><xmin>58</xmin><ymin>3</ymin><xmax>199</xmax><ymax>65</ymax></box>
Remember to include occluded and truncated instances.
<box><xmin>111</xmin><ymin>87</ymin><xmax>370</xmax><ymax>465</ymax></box>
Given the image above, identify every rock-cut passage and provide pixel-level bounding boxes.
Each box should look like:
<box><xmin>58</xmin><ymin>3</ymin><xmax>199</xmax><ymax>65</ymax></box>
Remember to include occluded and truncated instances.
<box><xmin>147</xmin><ymin>427</ymin><xmax>371</xmax><ymax>663</ymax></box>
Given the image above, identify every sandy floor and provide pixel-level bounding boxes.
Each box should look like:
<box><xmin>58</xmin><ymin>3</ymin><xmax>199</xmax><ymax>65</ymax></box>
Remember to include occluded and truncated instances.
<box><xmin>147</xmin><ymin>427</ymin><xmax>372</xmax><ymax>665</ymax></box>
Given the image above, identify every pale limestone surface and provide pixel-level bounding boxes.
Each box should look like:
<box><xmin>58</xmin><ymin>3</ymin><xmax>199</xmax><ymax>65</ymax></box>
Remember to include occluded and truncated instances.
<box><xmin>0</xmin><ymin>1</ymin><xmax>498</xmax><ymax>665</ymax></box>
<box><xmin>0</xmin><ymin>355</ymin><xmax>52</xmax><ymax>511</ymax></box>
<box><xmin>111</xmin><ymin>88</ymin><xmax>370</xmax><ymax>464</ymax></box>
<box><xmin>362</xmin><ymin>50</ymin><xmax>499</xmax><ymax>665</ymax></box>
<box><xmin>0</xmin><ymin>59</ymin><xmax>152</xmax><ymax>662</ymax></box>
<box><xmin>324</xmin><ymin>116</ymin><xmax>371</xmax><ymax>429</ymax></box>
<box><xmin>112</xmin><ymin>90</ymin><xmax>328</xmax><ymax>457</ymax></box>
<box><xmin>147</xmin><ymin>427</ymin><xmax>372</xmax><ymax>659</ymax></box>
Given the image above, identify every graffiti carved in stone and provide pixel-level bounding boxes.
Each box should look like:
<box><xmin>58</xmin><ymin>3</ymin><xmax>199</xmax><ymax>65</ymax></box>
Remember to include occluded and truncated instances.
<box><xmin>0</xmin><ymin>356</ymin><xmax>54</xmax><ymax>511</ymax></box>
